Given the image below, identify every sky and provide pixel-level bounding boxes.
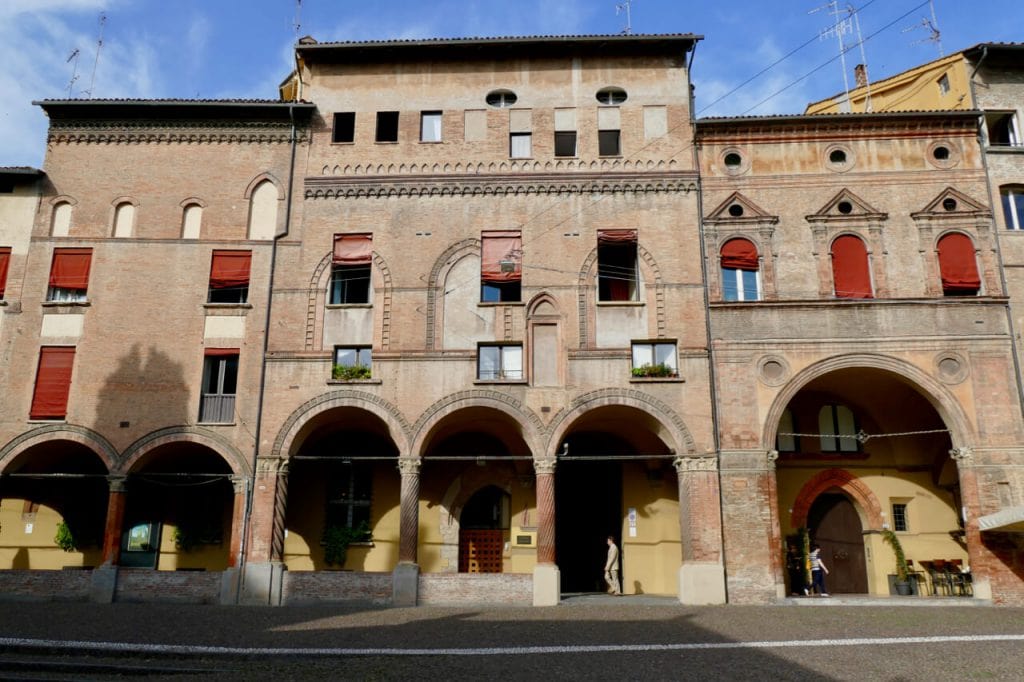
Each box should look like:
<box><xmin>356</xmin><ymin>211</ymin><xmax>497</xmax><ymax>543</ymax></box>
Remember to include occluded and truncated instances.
<box><xmin>1</xmin><ymin>0</ymin><xmax>1020</xmax><ymax>167</ymax></box>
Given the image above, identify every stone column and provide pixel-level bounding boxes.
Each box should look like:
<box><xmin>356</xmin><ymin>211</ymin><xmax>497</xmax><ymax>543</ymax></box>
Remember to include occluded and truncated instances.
<box><xmin>764</xmin><ymin>450</ymin><xmax>785</xmax><ymax>597</ymax></box>
<box><xmin>393</xmin><ymin>457</ymin><xmax>421</xmax><ymax>607</ymax></box>
<box><xmin>100</xmin><ymin>475</ymin><xmax>127</xmax><ymax>566</ymax></box>
<box><xmin>241</xmin><ymin>457</ymin><xmax>288</xmax><ymax>605</ymax></box>
<box><xmin>227</xmin><ymin>476</ymin><xmax>247</xmax><ymax>568</ymax></box>
<box><xmin>950</xmin><ymin>446</ymin><xmax>991</xmax><ymax>600</ymax></box>
<box><xmin>532</xmin><ymin>457</ymin><xmax>560</xmax><ymax>606</ymax></box>
<box><xmin>674</xmin><ymin>455</ymin><xmax>726</xmax><ymax>605</ymax></box>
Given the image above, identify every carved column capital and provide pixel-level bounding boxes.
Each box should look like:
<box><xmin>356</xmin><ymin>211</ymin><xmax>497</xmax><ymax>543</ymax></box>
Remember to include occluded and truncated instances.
<box><xmin>766</xmin><ymin>450</ymin><xmax>780</xmax><ymax>467</ymax></box>
<box><xmin>230</xmin><ymin>475</ymin><xmax>247</xmax><ymax>494</ymax></box>
<box><xmin>256</xmin><ymin>456</ymin><xmax>287</xmax><ymax>475</ymax></box>
<box><xmin>397</xmin><ymin>457</ymin><xmax>422</xmax><ymax>476</ymax></box>
<box><xmin>533</xmin><ymin>458</ymin><xmax>557</xmax><ymax>475</ymax></box>
<box><xmin>107</xmin><ymin>475</ymin><xmax>127</xmax><ymax>493</ymax></box>
<box><xmin>672</xmin><ymin>455</ymin><xmax>718</xmax><ymax>473</ymax></box>
<box><xmin>949</xmin><ymin>447</ymin><xmax>974</xmax><ymax>465</ymax></box>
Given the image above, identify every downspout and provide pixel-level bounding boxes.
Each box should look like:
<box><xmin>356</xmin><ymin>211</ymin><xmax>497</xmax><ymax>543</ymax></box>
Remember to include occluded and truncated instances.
<box><xmin>237</xmin><ymin>102</ymin><xmax>300</xmax><ymax>598</ymax></box>
<box><xmin>689</xmin><ymin>43</ymin><xmax>729</xmax><ymax>603</ymax></box>
<box><xmin>968</xmin><ymin>47</ymin><xmax>1024</xmax><ymax>422</ymax></box>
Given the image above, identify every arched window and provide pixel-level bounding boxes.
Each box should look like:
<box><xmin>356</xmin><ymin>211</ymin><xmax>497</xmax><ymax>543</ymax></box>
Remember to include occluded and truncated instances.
<box><xmin>818</xmin><ymin>404</ymin><xmax>858</xmax><ymax>453</ymax></box>
<box><xmin>112</xmin><ymin>202</ymin><xmax>135</xmax><ymax>238</ymax></box>
<box><xmin>776</xmin><ymin>407</ymin><xmax>797</xmax><ymax>452</ymax></box>
<box><xmin>831</xmin><ymin>234</ymin><xmax>872</xmax><ymax>299</ymax></box>
<box><xmin>51</xmin><ymin>201</ymin><xmax>72</xmax><ymax>237</ymax></box>
<box><xmin>720</xmin><ymin>237</ymin><xmax>760</xmax><ymax>301</ymax></box>
<box><xmin>181</xmin><ymin>203</ymin><xmax>203</xmax><ymax>239</ymax></box>
<box><xmin>937</xmin><ymin>232</ymin><xmax>980</xmax><ymax>296</ymax></box>
<box><xmin>247</xmin><ymin>180</ymin><xmax>278</xmax><ymax>240</ymax></box>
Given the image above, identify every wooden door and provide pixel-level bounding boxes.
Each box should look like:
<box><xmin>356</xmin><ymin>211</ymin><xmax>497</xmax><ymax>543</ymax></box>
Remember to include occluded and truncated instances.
<box><xmin>810</xmin><ymin>494</ymin><xmax>868</xmax><ymax>594</ymax></box>
<box><xmin>459</xmin><ymin>530</ymin><xmax>503</xmax><ymax>573</ymax></box>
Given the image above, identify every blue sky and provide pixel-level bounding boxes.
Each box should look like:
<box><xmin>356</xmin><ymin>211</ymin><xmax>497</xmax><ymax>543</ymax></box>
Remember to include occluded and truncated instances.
<box><xmin>1</xmin><ymin>0</ymin><xmax>1019</xmax><ymax>167</ymax></box>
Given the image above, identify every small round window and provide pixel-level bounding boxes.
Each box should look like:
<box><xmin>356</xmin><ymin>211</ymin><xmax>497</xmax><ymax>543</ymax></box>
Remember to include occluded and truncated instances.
<box><xmin>724</xmin><ymin>152</ymin><xmax>743</xmax><ymax>169</ymax></box>
<box><xmin>486</xmin><ymin>89</ymin><xmax>518</xmax><ymax>108</ymax></box>
<box><xmin>829</xmin><ymin>149</ymin><xmax>847</xmax><ymax>165</ymax></box>
<box><xmin>596</xmin><ymin>87</ymin><xmax>627</xmax><ymax>105</ymax></box>
<box><xmin>728</xmin><ymin>204</ymin><xmax>744</xmax><ymax>217</ymax></box>
<box><xmin>837</xmin><ymin>201</ymin><xmax>854</xmax><ymax>215</ymax></box>
<box><xmin>942</xmin><ymin>197</ymin><xmax>958</xmax><ymax>211</ymax></box>
<box><xmin>933</xmin><ymin>146</ymin><xmax>950</xmax><ymax>161</ymax></box>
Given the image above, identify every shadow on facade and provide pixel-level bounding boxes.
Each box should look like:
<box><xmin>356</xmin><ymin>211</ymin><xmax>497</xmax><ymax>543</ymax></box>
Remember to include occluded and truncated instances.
<box><xmin>93</xmin><ymin>344</ymin><xmax>190</xmax><ymax>435</ymax></box>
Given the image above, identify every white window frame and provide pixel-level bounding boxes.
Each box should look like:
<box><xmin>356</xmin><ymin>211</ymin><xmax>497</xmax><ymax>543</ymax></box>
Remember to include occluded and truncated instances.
<box><xmin>1002</xmin><ymin>187</ymin><xmax>1024</xmax><ymax>230</ymax></box>
<box><xmin>721</xmin><ymin>267</ymin><xmax>761</xmax><ymax>301</ymax></box>
<box><xmin>985</xmin><ymin>111</ymin><xmax>1021</xmax><ymax>147</ymax></box>
<box><xmin>631</xmin><ymin>341</ymin><xmax>678</xmax><ymax>376</ymax></box>
<box><xmin>510</xmin><ymin>132</ymin><xmax>532</xmax><ymax>159</ymax></box>
<box><xmin>420</xmin><ymin>111</ymin><xmax>442</xmax><ymax>142</ymax></box>
<box><xmin>477</xmin><ymin>344</ymin><xmax>523</xmax><ymax>381</ymax></box>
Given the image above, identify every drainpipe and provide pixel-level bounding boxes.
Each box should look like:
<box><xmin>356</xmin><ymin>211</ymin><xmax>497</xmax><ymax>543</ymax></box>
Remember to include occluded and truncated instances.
<box><xmin>236</xmin><ymin>102</ymin><xmax>301</xmax><ymax>600</ymax></box>
<box><xmin>968</xmin><ymin>47</ymin><xmax>1024</xmax><ymax>422</ymax></box>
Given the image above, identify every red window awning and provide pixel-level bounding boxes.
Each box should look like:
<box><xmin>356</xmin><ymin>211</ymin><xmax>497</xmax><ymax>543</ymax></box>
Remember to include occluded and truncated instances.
<box><xmin>597</xmin><ymin>229</ymin><xmax>638</xmax><ymax>244</ymax></box>
<box><xmin>48</xmin><ymin>248</ymin><xmax>92</xmax><ymax>290</ymax></box>
<box><xmin>720</xmin><ymin>238</ymin><xmax>759</xmax><ymax>271</ymax></box>
<box><xmin>333</xmin><ymin>233</ymin><xmax>373</xmax><ymax>265</ymax></box>
<box><xmin>204</xmin><ymin>348</ymin><xmax>240</xmax><ymax>357</ymax></box>
<box><xmin>481</xmin><ymin>230</ymin><xmax>522</xmax><ymax>282</ymax></box>
<box><xmin>0</xmin><ymin>247</ymin><xmax>10</xmax><ymax>298</ymax></box>
<box><xmin>209</xmin><ymin>251</ymin><xmax>252</xmax><ymax>289</ymax></box>
<box><xmin>937</xmin><ymin>233</ymin><xmax>981</xmax><ymax>294</ymax></box>
<box><xmin>831</xmin><ymin>235</ymin><xmax>873</xmax><ymax>299</ymax></box>
<box><xmin>30</xmin><ymin>347</ymin><xmax>75</xmax><ymax>419</ymax></box>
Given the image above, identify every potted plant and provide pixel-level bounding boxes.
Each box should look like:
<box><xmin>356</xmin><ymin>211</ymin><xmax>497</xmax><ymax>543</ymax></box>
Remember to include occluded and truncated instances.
<box><xmin>323</xmin><ymin>521</ymin><xmax>371</xmax><ymax>568</ymax></box>
<box><xmin>882</xmin><ymin>529</ymin><xmax>913</xmax><ymax>595</ymax></box>
<box><xmin>631</xmin><ymin>363</ymin><xmax>678</xmax><ymax>378</ymax></box>
<box><xmin>332</xmin><ymin>364</ymin><xmax>372</xmax><ymax>381</ymax></box>
<box><xmin>54</xmin><ymin>521</ymin><xmax>77</xmax><ymax>552</ymax></box>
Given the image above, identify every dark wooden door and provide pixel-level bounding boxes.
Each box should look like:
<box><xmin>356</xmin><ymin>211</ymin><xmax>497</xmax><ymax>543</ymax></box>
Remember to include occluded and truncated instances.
<box><xmin>810</xmin><ymin>494</ymin><xmax>868</xmax><ymax>594</ymax></box>
<box><xmin>459</xmin><ymin>530</ymin><xmax>503</xmax><ymax>573</ymax></box>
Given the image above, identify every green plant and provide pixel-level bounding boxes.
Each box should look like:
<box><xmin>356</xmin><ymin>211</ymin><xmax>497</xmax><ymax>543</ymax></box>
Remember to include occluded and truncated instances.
<box><xmin>882</xmin><ymin>529</ymin><xmax>910</xmax><ymax>582</ymax></box>
<box><xmin>332</xmin><ymin>364</ymin><xmax>372</xmax><ymax>381</ymax></box>
<box><xmin>323</xmin><ymin>521</ymin><xmax>371</xmax><ymax>567</ymax></box>
<box><xmin>54</xmin><ymin>521</ymin><xmax>77</xmax><ymax>552</ymax></box>
<box><xmin>631</xmin><ymin>363</ymin><xmax>678</xmax><ymax>378</ymax></box>
<box><xmin>800</xmin><ymin>527</ymin><xmax>812</xmax><ymax>587</ymax></box>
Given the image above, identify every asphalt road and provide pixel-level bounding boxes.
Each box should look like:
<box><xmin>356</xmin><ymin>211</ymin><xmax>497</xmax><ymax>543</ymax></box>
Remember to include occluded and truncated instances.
<box><xmin>0</xmin><ymin>600</ymin><xmax>1022</xmax><ymax>680</ymax></box>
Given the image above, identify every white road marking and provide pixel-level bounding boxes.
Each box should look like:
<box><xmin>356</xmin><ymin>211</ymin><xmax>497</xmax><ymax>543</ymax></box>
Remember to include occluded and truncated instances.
<box><xmin>1</xmin><ymin>634</ymin><xmax>1023</xmax><ymax>657</ymax></box>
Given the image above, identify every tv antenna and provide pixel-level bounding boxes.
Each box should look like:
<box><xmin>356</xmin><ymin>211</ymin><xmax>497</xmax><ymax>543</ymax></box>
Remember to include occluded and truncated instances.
<box><xmin>81</xmin><ymin>12</ymin><xmax>106</xmax><ymax>97</ymax></box>
<box><xmin>615</xmin><ymin>0</ymin><xmax>633</xmax><ymax>35</ymax></box>
<box><xmin>810</xmin><ymin>2</ymin><xmax>871</xmax><ymax>112</ymax></box>
<box><xmin>65</xmin><ymin>49</ymin><xmax>81</xmax><ymax>97</ymax></box>
<box><xmin>902</xmin><ymin>0</ymin><xmax>943</xmax><ymax>57</ymax></box>
<box><xmin>294</xmin><ymin>0</ymin><xmax>302</xmax><ymax>40</ymax></box>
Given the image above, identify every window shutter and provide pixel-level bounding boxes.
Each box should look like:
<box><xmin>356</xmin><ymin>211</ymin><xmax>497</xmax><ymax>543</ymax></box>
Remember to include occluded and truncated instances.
<box><xmin>597</xmin><ymin>229</ymin><xmax>637</xmax><ymax>244</ymax></box>
<box><xmin>48</xmin><ymin>248</ymin><xmax>92</xmax><ymax>290</ymax></box>
<box><xmin>209</xmin><ymin>251</ymin><xmax>252</xmax><ymax>289</ymax></box>
<box><xmin>831</xmin><ymin>235</ymin><xmax>872</xmax><ymax>299</ymax></box>
<box><xmin>30</xmin><ymin>347</ymin><xmax>75</xmax><ymax>419</ymax></box>
<box><xmin>720</xmin><ymin>238</ymin><xmax>759</xmax><ymax>271</ymax></box>
<box><xmin>333</xmin><ymin>234</ymin><xmax>373</xmax><ymax>265</ymax></box>
<box><xmin>481</xmin><ymin>231</ymin><xmax>522</xmax><ymax>282</ymax></box>
<box><xmin>204</xmin><ymin>348</ymin><xmax>240</xmax><ymax>357</ymax></box>
<box><xmin>0</xmin><ymin>247</ymin><xmax>10</xmax><ymax>298</ymax></box>
<box><xmin>937</xmin><ymin>233</ymin><xmax>980</xmax><ymax>293</ymax></box>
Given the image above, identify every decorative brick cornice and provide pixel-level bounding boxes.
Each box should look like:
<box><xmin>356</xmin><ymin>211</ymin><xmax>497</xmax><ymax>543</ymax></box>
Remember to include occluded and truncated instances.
<box><xmin>304</xmin><ymin>171</ymin><xmax>698</xmax><ymax>199</ymax></box>
<box><xmin>47</xmin><ymin>120</ymin><xmax>304</xmax><ymax>145</ymax></box>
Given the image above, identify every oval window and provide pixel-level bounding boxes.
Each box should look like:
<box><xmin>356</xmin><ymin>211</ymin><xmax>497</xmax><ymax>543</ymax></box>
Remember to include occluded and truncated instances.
<box><xmin>486</xmin><ymin>89</ymin><xmax>518</xmax><ymax>108</ymax></box>
<box><xmin>596</xmin><ymin>87</ymin><xmax>627</xmax><ymax>105</ymax></box>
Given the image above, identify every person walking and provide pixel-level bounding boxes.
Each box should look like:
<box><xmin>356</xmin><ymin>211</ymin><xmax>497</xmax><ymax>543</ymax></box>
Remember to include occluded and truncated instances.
<box><xmin>604</xmin><ymin>536</ymin><xmax>621</xmax><ymax>595</ymax></box>
<box><xmin>808</xmin><ymin>544</ymin><xmax>830</xmax><ymax>597</ymax></box>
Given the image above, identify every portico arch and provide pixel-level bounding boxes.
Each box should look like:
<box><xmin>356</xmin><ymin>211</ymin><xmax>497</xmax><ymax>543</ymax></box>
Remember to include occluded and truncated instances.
<box><xmin>791</xmin><ymin>468</ymin><xmax>884</xmax><ymax>530</ymax></box>
<box><xmin>120</xmin><ymin>426</ymin><xmax>250</xmax><ymax>477</ymax></box>
<box><xmin>0</xmin><ymin>425</ymin><xmax>118</xmax><ymax>474</ymax></box>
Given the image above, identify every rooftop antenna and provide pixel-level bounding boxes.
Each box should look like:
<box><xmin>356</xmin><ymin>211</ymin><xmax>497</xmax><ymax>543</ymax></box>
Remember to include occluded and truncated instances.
<box><xmin>81</xmin><ymin>12</ymin><xmax>106</xmax><ymax>97</ymax></box>
<box><xmin>809</xmin><ymin>1</ymin><xmax>853</xmax><ymax>112</ymax></box>
<box><xmin>615</xmin><ymin>0</ymin><xmax>633</xmax><ymax>35</ymax></box>
<box><xmin>65</xmin><ymin>48</ymin><xmax>81</xmax><ymax>97</ymax></box>
<box><xmin>294</xmin><ymin>0</ymin><xmax>302</xmax><ymax>40</ymax></box>
<box><xmin>902</xmin><ymin>0</ymin><xmax>943</xmax><ymax>57</ymax></box>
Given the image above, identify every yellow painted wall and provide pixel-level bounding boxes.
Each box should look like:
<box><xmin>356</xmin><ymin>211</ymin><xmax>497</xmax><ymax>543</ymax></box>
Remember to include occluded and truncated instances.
<box><xmin>620</xmin><ymin>464</ymin><xmax>680</xmax><ymax>596</ymax></box>
<box><xmin>0</xmin><ymin>498</ymin><xmax>102</xmax><ymax>569</ymax></box>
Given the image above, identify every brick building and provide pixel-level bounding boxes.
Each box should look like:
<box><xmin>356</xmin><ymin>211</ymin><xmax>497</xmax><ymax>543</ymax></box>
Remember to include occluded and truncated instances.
<box><xmin>0</xmin><ymin>34</ymin><xmax>1021</xmax><ymax>606</ymax></box>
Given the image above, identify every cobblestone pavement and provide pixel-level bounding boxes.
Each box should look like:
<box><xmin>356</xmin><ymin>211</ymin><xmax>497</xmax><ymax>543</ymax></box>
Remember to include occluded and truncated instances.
<box><xmin>0</xmin><ymin>600</ymin><xmax>1022</xmax><ymax>680</ymax></box>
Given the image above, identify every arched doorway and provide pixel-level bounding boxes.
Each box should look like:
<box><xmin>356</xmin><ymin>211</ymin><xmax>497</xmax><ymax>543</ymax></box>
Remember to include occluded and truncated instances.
<box><xmin>807</xmin><ymin>493</ymin><xmax>868</xmax><ymax>593</ymax></box>
<box><xmin>459</xmin><ymin>485</ymin><xmax>510</xmax><ymax>573</ymax></box>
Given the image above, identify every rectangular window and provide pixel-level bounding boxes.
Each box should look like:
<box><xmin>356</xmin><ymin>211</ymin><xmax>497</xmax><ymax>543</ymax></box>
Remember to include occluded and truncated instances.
<box><xmin>481</xmin><ymin>230</ymin><xmax>522</xmax><ymax>302</ymax></box>
<box><xmin>0</xmin><ymin>247</ymin><xmax>10</xmax><ymax>300</ymax></box>
<box><xmin>554</xmin><ymin>131</ymin><xmax>577</xmax><ymax>157</ymax></box>
<box><xmin>599</xmin><ymin>130</ymin><xmax>621</xmax><ymax>156</ymax></box>
<box><xmin>510</xmin><ymin>132</ymin><xmax>532</xmax><ymax>158</ymax></box>
<box><xmin>985</xmin><ymin>111</ymin><xmax>1021</xmax><ymax>147</ymax></box>
<box><xmin>199</xmin><ymin>349</ymin><xmax>238</xmax><ymax>423</ymax></box>
<box><xmin>420</xmin><ymin>111</ymin><xmax>442</xmax><ymax>142</ymax></box>
<box><xmin>333</xmin><ymin>346</ymin><xmax>372</xmax><ymax>381</ymax></box>
<box><xmin>30</xmin><ymin>346</ymin><xmax>75</xmax><ymax>420</ymax></box>
<box><xmin>631</xmin><ymin>341</ymin><xmax>678</xmax><ymax>378</ymax></box>
<box><xmin>478</xmin><ymin>344</ymin><xmax>523</xmax><ymax>381</ymax></box>
<box><xmin>819</xmin><ymin>404</ymin><xmax>858</xmax><ymax>453</ymax></box>
<box><xmin>331</xmin><ymin>233</ymin><xmax>372</xmax><ymax>304</ymax></box>
<box><xmin>325</xmin><ymin>460</ymin><xmax>372</xmax><ymax>533</ymax></box>
<box><xmin>891</xmin><ymin>503</ymin><xmax>909</xmax><ymax>532</ymax></box>
<box><xmin>375</xmin><ymin>111</ymin><xmax>399</xmax><ymax>143</ymax></box>
<box><xmin>332</xmin><ymin>112</ymin><xmax>355</xmax><ymax>143</ymax></box>
<box><xmin>597</xmin><ymin>229</ymin><xmax>638</xmax><ymax>301</ymax></box>
<box><xmin>46</xmin><ymin>248</ymin><xmax>92</xmax><ymax>302</ymax></box>
<box><xmin>207</xmin><ymin>250</ymin><xmax>251</xmax><ymax>304</ymax></box>
<box><xmin>1002</xmin><ymin>188</ymin><xmax>1024</xmax><ymax>230</ymax></box>
<box><xmin>937</xmin><ymin>74</ymin><xmax>950</xmax><ymax>96</ymax></box>
<box><xmin>722</xmin><ymin>268</ymin><xmax>760</xmax><ymax>301</ymax></box>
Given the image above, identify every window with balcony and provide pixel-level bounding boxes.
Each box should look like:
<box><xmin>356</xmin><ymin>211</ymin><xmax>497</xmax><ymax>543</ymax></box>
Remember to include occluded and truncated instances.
<box><xmin>331</xmin><ymin>233</ymin><xmax>372</xmax><ymax>304</ymax></box>
<box><xmin>937</xmin><ymin>232</ymin><xmax>980</xmax><ymax>297</ymax></box>
<box><xmin>199</xmin><ymin>350</ymin><xmax>238</xmax><ymax>423</ymax></box>
<box><xmin>207</xmin><ymin>250</ymin><xmax>251</xmax><ymax>304</ymax></box>
<box><xmin>46</xmin><ymin>248</ymin><xmax>92</xmax><ymax>303</ymax></box>
<box><xmin>597</xmin><ymin>229</ymin><xmax>638</xmax><ymax>301</ymax></box>
<box><xmin>478</xmin><ymin>344</ymin><xmax>523</xmax><ymax>381</ymax></box>
<box><xmin>481</xmin><ymin>230</ymin><xmax>521</xmax><ymax>302</ymax></box>
<box><xmin>333</xmin><ymin>346</ymin><xmax>372</xmax><ymax>381</ymax></box>
<box><xmin>830</xmin><ymin>234</ymin><xmax>872</xmax><ymax>299</ymax></box>
<box><xmin>30</xmin><ymin>346</ymin><xmax>75</xmax><ymax>420</ymax></box>
<box><xmin>631</xmin><ymin>341</ymin><xmax>678</xmax><ymax>378</ymax></box>
<box><xmin>720</xmin><ymin>238</ymin><xmax>760</xmax><ymax>301</ymax></box>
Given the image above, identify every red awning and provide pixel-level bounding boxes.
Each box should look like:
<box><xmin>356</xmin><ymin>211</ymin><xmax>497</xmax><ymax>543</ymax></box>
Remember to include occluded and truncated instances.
<box><xmin>597</xmin><ymin>229</ymin><xmax>638</xmax><ymax>244</ymax></box>
<box><xmin>720</xmin><ymin>238</ymin><xmax>759</xmax><ymax>271</ymax></box>
<box><xmin>938</xmin><ymin>233</ymin><xmax>981</xmax><ymax>293</ymax></box>
<box><xmin>204</xmin><ymin>348</ymin><xmax>239</xmax><ymax>357</ymax></box>
<box><xmin>48</xmin><ymin>248</ymin><xmax>92</xmax><ymax>290</ymax></box>
<box><xmin>209</xmin><ymin>251</ymin><xmax>251</xmax><ymax>289</ymax></box>
<box><xmin>30</xmin><ymin>347</ymin><xmax>75</xmax><ymax>419</ymax></box>
<box><xmin>333</xmin><ymin>233</ymin><xmax>373</xmax><ymax>265</ymax></box>
<box><xmin>481</xmin><ymin>230</ymin><xmax>522</xmax><ymax>282</ymax></box>
<box><xmin>831</xmin><ymin>235</ymin><xmax>873</xmax><ymax>299</ymax></box>
<box><xmin>0</xmin><ymin>247</ymin><xmax>10</xmax><ymax>298</ymax></box>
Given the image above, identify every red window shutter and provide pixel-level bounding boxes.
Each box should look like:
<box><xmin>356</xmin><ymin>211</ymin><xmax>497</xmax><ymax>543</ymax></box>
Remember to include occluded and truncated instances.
<box><xmin>0</xmin><ymin>247</ymin><xmax>10</xmax><ymax>298</ymax></box>
<box><xmin>48</xmin><ymin>248</ymin><xmax>92</xmax><ymax>290</ymax></box>
<box><xmin>209</xmin><ymin>251</ymin><xmax>252</xmax><ymax>289</ymax></box>
<box><xmin>204</xmin><ymin>348</ymin><xmax>240</xmax><ymax>357</ymax></box>
<box><xmin>597</xmin><ymin>229</ymin><xmax>638</xmax><ymax>244</ymax></box>
<box><xmin>333</xmin><ymin>234</ymin><xmax>373</xmax><ymax>265</ymax></box>
<box><xmin>831</xmin><ymin>235</ymin><xmax>873</xmax><ymax>299</ymax></box>
<box><xmin>937</xmin><ymin>233</ymin><xmax>980</xmax><ymax>294</ymax></box>
<box><xmin>481</xmin><ymin>230</ymin><xmax>522</xmax><ymax>282</ymax></box>
<box><xmin>720</xmin><ymin>238</ymin><xmax>759</xmax><ymax>271</ymax></box>
<box><xmin>30</xmin><ymin>347</ymin><xmax>75</xmax><ymax>419</ymax></box>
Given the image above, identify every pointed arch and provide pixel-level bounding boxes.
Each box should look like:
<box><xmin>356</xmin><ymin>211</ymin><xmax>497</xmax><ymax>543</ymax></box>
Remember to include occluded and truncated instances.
<box><xmin>790</xmin><ymin>468</ymin><xmax>883</xmax><ymax>530</ymax></box>
<box><xmin>243</xmin><ymin>172</ymin><xmax>285</xmax><ymax>200</ymax></box>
